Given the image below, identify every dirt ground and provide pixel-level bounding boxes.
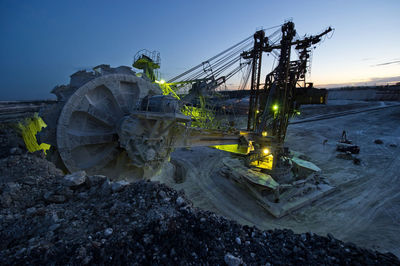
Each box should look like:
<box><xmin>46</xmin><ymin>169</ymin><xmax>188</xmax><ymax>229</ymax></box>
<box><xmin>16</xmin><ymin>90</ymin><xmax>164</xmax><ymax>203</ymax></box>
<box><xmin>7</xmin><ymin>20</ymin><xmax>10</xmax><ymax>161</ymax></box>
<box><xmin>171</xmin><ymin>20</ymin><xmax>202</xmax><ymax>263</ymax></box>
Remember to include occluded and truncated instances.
<box><xmin>2</xmin><ymin>121</ymin><xmax>398</xmax><ymax>264</ymax></box>
<box><xmin>158</xmin><ymin>100</ymin><xmax>400</xmax><ymax>257</ymax></box>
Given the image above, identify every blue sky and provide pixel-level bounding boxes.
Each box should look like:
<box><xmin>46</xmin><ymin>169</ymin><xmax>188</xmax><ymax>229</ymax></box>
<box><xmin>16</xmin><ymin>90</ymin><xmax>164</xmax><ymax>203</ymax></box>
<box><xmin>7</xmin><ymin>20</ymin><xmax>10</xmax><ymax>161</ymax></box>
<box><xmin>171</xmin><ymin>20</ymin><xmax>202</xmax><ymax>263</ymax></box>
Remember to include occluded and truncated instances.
<box><xmin>0</xmin><ymin>0</ymin><xmax>399</xmax><ymax>100</ymax></box>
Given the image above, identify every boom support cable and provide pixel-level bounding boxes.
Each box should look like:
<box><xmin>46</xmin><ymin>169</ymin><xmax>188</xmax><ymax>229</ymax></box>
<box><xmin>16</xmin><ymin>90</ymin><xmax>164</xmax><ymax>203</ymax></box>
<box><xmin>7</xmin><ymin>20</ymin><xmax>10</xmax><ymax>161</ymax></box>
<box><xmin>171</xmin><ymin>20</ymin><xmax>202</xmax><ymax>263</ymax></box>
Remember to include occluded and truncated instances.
<box><xmin>168</xmin><ymin>35</ymin><xmax>253</xmax><ymax>83</ymax></box>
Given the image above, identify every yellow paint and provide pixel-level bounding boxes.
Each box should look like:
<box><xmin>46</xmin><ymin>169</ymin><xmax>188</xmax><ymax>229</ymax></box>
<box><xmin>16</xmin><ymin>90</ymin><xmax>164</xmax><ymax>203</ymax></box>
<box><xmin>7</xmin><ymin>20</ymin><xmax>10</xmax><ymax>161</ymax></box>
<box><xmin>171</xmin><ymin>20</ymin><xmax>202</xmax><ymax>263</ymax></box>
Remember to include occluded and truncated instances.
<box><xmin>211</xmin><ymin>143</ymin><xmax>252</xmax><ymax>155</ymax></box>
<box><xmin>18</xmin><ymin>113</ymin><xmax>50</xmax><ymax>154</ymax></box>
<box><xmin>250</xmin><ymin>154</ymin><xmax>274</xmax><ymax>170</ymax></box>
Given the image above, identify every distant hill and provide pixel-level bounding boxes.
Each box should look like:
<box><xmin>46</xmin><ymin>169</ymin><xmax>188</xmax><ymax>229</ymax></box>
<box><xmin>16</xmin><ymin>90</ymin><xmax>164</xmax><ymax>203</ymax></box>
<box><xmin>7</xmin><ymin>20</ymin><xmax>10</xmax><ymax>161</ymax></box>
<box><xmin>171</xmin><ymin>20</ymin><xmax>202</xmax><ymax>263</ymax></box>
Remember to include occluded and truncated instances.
<box><xmin>326</xmin><ymin>84</ymin><xmax>400</xmax><ymax>101</ymax></box>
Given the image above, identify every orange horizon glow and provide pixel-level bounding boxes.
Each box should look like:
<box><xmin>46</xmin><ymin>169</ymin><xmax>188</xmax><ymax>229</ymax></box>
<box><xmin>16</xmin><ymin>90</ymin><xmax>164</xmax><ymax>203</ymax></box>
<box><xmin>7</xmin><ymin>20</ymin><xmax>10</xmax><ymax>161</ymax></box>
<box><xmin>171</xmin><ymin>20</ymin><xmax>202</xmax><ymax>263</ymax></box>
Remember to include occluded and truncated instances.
<box><xmin>314</xmin><ymin>74</ymin><xmax>400</xmax><ymax>88</ymax></box>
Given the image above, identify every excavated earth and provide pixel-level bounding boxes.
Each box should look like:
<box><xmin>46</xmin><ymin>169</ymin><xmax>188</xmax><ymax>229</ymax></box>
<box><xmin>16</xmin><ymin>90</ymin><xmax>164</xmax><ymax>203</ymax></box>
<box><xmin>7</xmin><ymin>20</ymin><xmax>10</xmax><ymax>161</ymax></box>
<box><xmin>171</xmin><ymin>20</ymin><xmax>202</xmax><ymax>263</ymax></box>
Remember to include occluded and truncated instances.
<box><xmin>0</xmin><ymin>104</ymin><xmax>400</xmax><ymax>265</ymax></box>
<box><xmin>162</xmin><ymin>100</ymin><xmax>400</xmax><ymax>260</ymax></box>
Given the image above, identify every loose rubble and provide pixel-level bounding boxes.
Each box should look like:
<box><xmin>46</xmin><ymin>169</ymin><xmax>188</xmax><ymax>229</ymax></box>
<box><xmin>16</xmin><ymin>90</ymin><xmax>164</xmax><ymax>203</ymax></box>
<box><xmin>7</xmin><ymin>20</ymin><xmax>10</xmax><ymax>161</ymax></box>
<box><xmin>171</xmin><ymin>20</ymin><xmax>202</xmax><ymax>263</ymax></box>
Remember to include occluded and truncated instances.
<box><xmin>0</xmin><ymin>123</ymin><xmax>27</xmax><ymax>159</ymax></box>
<box><xmin>0</xmin><ymin>125</ymin><xmax>399</xmax><ymax>265</ymax></box>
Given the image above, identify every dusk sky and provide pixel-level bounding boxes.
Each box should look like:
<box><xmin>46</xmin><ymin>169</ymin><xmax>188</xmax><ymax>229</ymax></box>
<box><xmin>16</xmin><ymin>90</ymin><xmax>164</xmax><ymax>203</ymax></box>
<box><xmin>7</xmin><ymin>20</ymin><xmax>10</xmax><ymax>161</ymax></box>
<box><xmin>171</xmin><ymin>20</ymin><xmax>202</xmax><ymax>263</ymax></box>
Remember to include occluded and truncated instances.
<box><xmin>1</xmin><ymin>0</ymin><xmax>399</xmax><ymax>100</ymax></box>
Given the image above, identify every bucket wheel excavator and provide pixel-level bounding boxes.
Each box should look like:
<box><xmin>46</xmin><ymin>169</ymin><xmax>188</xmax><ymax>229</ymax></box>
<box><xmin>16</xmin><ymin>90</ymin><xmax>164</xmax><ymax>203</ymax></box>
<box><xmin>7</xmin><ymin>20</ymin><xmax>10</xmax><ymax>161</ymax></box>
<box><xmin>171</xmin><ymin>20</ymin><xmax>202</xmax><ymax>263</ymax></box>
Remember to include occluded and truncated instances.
<box><xmin>40</xmin><ymin>70</ymin><xmax>175</xmax><ymax>180</ymax></box>
<box><xmin>39</xmin><ymin>63</ymin><xmax>243</xmax><ymax>181</ymax></box>
<box><xmin>38</xmin><ymin>21</ymin><xmax>334</xmax><ymax>217</ymax></box>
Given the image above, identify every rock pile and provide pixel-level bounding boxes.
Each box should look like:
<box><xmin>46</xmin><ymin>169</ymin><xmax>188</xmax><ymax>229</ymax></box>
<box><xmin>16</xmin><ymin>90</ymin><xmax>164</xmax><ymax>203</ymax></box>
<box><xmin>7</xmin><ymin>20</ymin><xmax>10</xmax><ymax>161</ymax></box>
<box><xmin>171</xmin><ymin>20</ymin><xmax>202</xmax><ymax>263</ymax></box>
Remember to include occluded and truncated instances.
<box><xmin>0</xmin><ymin>125</ymin><xmax>399</xmax><ymax>265</ymax></box>
<box><xmin>0</xmin><ymin>123</ymin><xmax>26</xmax><ymax>159</ymax></box>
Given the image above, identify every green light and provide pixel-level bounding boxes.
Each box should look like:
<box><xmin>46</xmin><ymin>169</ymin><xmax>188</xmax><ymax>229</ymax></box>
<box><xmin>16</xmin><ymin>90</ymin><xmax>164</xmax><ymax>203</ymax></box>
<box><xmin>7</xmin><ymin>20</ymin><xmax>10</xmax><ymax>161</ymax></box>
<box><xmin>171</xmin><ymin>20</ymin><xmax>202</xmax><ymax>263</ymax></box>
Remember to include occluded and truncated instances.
<box><xmin>154</xmin><ymin>79</ymin><xmax>180</xmax><ymax>100</ymax></box>
<box><xmin>296</xmin><ymin>111</ymin><xmax>301</xmax><ymax>115</ymax></box>
<box><xmin>211</xmin><ymin>144</ymin><xmax>251</xmax><ymax>155</ymax></box>
<box><xmin>181</xmin><ymin>105</ymin><xmax>220</xmax><ymax>129</ymax></box>
<box><xmin>272</xmin><ymin>104</ymin><xmax>279</xmax><ymax>111</ymax></box>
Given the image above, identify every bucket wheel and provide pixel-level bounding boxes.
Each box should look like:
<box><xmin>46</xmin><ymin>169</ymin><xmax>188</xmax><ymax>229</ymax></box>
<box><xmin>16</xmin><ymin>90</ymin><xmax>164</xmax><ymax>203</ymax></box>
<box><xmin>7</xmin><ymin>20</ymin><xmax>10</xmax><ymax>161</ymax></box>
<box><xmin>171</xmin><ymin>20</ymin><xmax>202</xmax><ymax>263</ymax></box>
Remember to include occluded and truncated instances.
<box><xmin>52</xmin><ymin>72</ymin><xmax>175</xmax><ymax>180</ymax></box>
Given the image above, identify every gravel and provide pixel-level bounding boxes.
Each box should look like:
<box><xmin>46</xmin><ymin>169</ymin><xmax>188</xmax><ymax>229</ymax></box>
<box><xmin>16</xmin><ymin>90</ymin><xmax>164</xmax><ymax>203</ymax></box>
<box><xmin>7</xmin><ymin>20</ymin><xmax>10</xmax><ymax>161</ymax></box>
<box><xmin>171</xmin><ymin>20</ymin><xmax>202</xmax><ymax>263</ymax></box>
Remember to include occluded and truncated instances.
<box><xmin>0</xmin><ymin>124</ymin><xmax>399</xmax><ymax>265</ymax></box>
<box><xmin>0</xmin><ymin>123</ymin><xmax>27</xmax><ymax>159</ymax></box>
